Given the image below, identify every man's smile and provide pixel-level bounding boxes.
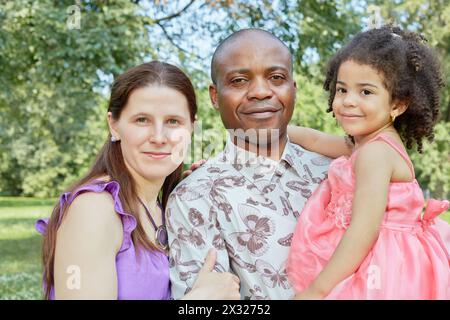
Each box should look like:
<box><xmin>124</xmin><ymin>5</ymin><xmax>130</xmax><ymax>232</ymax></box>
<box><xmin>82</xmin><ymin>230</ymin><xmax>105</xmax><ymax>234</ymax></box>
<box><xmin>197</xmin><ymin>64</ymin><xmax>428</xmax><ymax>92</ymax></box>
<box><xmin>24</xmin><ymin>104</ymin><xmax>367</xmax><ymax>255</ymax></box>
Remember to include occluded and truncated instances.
<box><xmin>239</xmin><ymin>103</ymin><xmax>282</xmax><ymax>120</ymax></box>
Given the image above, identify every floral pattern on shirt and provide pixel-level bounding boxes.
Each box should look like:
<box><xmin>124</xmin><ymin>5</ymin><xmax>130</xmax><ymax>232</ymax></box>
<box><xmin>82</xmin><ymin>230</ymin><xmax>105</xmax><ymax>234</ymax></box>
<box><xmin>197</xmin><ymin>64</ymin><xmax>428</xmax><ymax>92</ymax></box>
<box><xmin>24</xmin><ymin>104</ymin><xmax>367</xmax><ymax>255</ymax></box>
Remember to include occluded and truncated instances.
<box><xmin>167</xmin><ymin>136</ymin><xmax>330</xmax><ymax>299</ymax></box>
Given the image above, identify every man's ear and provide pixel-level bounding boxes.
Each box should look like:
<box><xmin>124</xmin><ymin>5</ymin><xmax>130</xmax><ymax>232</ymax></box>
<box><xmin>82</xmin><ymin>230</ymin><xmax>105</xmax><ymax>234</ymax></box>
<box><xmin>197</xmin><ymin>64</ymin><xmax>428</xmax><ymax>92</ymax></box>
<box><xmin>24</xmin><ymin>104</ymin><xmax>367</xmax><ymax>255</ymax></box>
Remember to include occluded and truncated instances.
<box><xmin>209</xmin><ymin>84</ymin><xmax>219</xmax><ymax>110</ymax></box>
<box><xmin>391</xmin><ymin>99</ymin><xmax>408</xmax><ymax>119</ymax></box>
<box><xmin>107</xmin><ymin>112</ymin><xmax>120</xmax><ymax>141</ymax></box>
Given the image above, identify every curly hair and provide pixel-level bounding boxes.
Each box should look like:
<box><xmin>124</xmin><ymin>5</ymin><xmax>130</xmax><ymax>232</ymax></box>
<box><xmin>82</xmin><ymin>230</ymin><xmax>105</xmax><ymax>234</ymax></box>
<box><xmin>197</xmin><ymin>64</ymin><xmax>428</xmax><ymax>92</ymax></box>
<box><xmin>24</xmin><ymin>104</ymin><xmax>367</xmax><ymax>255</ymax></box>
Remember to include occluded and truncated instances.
<box><xmin>323</xmin><ymin>25</ymin><xmax>445</xmax><ymax>152</ymax></box>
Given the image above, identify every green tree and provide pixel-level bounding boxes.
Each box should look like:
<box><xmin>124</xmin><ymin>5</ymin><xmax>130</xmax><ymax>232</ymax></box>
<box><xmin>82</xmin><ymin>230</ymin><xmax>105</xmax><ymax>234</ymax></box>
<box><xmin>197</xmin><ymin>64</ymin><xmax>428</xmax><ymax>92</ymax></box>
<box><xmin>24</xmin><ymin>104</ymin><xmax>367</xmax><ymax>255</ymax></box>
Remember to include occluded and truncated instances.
<box><xmin>0</xmin><ymin>0</ymin><xmax>154</xmax><ymax>196</ymax></box>
<box><xmin>0</xmin><ymin>0</ymin><xmax>447</xmax><ymax>198</ymax></box>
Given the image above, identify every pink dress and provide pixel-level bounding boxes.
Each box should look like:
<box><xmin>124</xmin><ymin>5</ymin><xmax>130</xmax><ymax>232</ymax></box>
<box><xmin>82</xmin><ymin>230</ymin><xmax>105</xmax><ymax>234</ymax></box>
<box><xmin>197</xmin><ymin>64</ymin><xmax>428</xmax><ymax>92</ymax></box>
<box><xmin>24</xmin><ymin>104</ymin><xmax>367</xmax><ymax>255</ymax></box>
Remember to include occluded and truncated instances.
<box><xmin>286</xmin><ymin>134</ymin><xmax>450</xmax><ymax>299</ymax></box>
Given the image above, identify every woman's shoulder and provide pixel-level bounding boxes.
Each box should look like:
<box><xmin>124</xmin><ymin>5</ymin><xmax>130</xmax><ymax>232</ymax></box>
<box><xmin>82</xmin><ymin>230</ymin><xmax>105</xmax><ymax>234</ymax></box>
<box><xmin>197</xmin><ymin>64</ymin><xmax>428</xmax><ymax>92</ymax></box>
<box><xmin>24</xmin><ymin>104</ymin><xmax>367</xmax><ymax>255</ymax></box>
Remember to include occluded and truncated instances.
<box><xmin>69</xmin><ymin>190</ymin><xmax>116</xmax><ymax>211</ymax></box>
<box><xmin>66</xmin><ymin>187</ymin><xmax>120</xmax><ymax>219</ymax></box>
<box><xmin>62</xmin><ymin>179</ymin><xmax>123</xmax><ymax>232</ymax></box>
<box><xmin>59</xmin><ymin>187</ymin><xmax>123</xmax><ymax>252</ymax></box>
<box><xmin>65</xmin><ymin>176</ymin><xmax>117</xmax><ymax>204</ymax></box>
<box><xmin>71</xmin><ymin>173</ymin><xmax>121</xmax><ymax>208</ymax></box>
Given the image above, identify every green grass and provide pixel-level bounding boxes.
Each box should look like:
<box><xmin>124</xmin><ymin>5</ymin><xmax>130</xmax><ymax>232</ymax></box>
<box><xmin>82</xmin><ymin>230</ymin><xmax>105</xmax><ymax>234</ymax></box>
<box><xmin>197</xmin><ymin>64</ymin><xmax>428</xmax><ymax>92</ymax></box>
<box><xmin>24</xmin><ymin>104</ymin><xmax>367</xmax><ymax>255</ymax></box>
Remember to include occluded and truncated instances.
<box><xmin>0</xmin><ymin>197</ymin><xmax>449</xmax><ymax>300</ymax></box>
<box><xmin>0</xmin><ymin>198</ymin><xmax>54</xmax><ymax>300</ymax></box>
<box><xmin>0</xmin><ymin>197</ymin><xmax>55</xmax><ymax>207</ymax></box>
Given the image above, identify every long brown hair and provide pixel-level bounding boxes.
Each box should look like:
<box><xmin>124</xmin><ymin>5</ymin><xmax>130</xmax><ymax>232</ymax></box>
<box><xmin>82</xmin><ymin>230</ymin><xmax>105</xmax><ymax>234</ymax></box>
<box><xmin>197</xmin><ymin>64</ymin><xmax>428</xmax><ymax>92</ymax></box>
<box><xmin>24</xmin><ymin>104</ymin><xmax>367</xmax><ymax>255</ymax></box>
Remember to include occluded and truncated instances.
<box><xmin>41</xmin><ymin>61</ymin><xmax>197</xmax><ymax>299</ymax></box>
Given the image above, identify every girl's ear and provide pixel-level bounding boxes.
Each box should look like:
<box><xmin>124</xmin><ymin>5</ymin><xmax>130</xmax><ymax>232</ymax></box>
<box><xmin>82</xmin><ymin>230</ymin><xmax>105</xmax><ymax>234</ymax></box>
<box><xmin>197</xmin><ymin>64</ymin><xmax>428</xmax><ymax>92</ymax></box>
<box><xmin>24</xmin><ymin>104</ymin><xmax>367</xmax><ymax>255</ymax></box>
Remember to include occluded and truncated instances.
<box><xmin>107</xmin><ymin>112</ymin><xmax>120</xmax><ymax>141</ymax></box>
<box><xmin>391</xmin><ymin>99</ymin><xmax>409</xmax><ymax>119</ymax></box>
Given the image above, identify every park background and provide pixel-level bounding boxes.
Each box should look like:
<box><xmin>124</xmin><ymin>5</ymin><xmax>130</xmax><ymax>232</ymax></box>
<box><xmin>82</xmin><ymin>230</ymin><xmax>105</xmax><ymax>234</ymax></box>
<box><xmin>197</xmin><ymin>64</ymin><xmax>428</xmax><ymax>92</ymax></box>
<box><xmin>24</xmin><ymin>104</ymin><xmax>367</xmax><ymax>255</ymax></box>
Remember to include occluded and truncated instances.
<box><xmin>0</xmin><ymin>0</ymin><xmax>449</xmax><ymax>299</ymax></box>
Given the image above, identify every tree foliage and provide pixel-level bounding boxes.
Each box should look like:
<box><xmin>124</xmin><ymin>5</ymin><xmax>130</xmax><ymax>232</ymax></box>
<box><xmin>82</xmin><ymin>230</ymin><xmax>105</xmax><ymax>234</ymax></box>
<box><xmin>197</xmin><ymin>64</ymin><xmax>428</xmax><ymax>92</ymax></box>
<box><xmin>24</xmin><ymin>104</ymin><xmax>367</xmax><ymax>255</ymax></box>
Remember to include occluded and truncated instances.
<box><xmin>0</xmin><ymin>0</ymin><xmax>153</xmax><ymax>196</ymax></box>
<box><xmin>0</xmin><ymin>0</ymin><xmax>448</xmax><ymax>198</ymax></box>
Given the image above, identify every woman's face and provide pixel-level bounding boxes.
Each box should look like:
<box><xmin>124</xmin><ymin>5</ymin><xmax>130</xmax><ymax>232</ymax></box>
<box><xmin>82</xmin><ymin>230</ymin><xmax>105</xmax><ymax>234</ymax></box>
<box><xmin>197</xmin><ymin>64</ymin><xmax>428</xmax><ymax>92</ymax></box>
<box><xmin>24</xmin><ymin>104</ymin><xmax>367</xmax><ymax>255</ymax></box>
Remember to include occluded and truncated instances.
<box><xmin>108</xmin><ymin>85</ymin><xmax>193</xmax><ymax>183</ymax></box>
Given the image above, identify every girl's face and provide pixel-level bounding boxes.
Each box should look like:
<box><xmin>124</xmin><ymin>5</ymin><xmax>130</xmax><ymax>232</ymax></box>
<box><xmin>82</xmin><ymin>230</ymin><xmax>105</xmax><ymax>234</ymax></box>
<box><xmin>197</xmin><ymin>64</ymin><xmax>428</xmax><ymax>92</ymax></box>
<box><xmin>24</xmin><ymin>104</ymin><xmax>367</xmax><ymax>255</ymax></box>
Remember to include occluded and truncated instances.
<box><xmin>332</xmin><ymin>60</ymin><xmax>398</xmax><ymax>141</ymax></box>
<box><xmin>108</xmin><ymin>85</ymin><xmax>193</xmax><ymax>183</ymax></box>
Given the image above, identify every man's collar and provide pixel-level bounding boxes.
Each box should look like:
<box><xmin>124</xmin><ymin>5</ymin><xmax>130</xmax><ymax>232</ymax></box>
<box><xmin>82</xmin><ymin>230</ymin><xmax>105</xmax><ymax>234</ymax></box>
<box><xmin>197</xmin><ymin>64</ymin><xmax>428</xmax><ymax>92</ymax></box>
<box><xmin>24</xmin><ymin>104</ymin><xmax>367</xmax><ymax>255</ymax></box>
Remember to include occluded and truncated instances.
<box><xmin>222</xmin><ymin>133</ymin><xmax>304</xmax><ymax>178</ymax></box>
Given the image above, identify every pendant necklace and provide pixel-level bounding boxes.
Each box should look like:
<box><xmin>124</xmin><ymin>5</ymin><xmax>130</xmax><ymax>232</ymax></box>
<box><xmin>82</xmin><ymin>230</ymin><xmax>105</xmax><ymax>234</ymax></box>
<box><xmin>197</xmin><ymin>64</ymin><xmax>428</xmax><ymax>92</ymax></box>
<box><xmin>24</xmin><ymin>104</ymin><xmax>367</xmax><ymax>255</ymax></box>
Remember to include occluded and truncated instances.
<box><xmin>138</xmin><ymin>198</ymin><xmax>168</xmax><ymax>251</ymax></box>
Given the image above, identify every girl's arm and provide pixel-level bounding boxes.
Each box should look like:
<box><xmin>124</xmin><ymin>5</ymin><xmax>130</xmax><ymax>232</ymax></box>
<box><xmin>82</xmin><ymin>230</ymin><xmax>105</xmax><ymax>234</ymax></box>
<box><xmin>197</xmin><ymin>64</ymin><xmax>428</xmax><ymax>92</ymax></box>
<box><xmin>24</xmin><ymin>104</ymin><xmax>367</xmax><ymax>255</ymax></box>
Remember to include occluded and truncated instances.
<box><xmin>287</xmin><ymin>125</ymin><xmax>353</xmax><ymax>158</ymax></box>
<box><xmin>54</xmin><ymin>192</ymin><xmax>123</xmax><ymax>299</ymax></box>
<box><xmin>295</xmin><ymin>141</ymin><xmax>394</xmax><ymax>299</ymax></box>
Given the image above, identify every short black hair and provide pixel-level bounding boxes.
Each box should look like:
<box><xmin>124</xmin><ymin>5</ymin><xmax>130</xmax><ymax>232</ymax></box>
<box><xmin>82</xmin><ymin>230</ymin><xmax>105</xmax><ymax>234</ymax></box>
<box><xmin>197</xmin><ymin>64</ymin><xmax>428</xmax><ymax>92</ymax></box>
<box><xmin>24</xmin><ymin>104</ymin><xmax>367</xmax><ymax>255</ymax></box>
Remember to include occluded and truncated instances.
<box><xmin>210</xmin><ymin>28</ymin><xmax>293</xmax><ymax>84</ymax></box>
<box><xmin>324</xmin><ymin>25</ymin><xmax>444</xmax><ymax>152</ymax></box>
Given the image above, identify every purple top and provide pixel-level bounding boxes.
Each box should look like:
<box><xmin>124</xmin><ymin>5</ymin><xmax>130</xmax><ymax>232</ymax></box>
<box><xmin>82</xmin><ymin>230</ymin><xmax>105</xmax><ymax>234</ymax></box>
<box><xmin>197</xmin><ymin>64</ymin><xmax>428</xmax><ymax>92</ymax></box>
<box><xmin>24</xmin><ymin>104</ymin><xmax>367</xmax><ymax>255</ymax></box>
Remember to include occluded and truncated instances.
<box><xmin>35</xmin><ymin>180</ymin><xmax>171</xmax><ymax>300</ymax></box>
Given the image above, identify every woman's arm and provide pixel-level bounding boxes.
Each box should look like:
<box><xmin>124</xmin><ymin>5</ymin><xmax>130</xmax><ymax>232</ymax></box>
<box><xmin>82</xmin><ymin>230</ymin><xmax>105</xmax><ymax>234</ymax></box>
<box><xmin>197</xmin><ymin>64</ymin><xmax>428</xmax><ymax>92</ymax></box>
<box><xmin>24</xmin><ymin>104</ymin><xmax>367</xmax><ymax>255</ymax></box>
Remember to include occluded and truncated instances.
<box><xmin>54</xmin><ymin>192</ymin><xmax>123</xmax><ymax>299</ymax></box>
<box><xmin>295</xmin><ymin>141</ymin><xmax>394</xmax><ymax>299</ymax></box>
<box><xmin>287</xmin><ymin>125</ymin><xmax>353</xmax><ymax>158</ymax></box>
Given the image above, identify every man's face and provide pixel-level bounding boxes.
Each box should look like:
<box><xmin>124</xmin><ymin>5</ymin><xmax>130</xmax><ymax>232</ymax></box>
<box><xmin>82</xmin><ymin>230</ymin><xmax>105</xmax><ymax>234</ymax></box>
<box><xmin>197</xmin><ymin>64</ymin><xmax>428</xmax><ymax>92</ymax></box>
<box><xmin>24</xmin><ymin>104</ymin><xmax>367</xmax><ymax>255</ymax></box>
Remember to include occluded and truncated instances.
<box><xmin>210</xmin><ymin>34</ymin><xmax>296</xmax><ymax>144</ymax></box>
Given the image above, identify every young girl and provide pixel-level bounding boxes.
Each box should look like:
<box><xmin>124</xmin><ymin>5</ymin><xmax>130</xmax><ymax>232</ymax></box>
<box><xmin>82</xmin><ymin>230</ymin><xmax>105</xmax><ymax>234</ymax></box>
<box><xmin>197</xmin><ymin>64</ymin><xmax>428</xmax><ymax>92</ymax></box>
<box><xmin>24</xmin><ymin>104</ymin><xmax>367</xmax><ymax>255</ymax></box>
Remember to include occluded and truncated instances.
<box><xmin>285</xmin><ymin>25</ymin><xmax>449</xmax><ymax>299</ymax></box>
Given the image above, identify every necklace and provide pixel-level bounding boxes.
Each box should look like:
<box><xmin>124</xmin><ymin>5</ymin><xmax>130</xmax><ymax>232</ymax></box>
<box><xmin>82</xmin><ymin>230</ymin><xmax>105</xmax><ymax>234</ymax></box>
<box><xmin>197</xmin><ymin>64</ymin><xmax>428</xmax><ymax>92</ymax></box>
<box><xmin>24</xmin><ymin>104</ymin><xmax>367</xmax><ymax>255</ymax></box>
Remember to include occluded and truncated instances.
<box><xmin>138</xmin><ymin>198</ymin><xmax>168</xmax><ymax>251</ymax></box>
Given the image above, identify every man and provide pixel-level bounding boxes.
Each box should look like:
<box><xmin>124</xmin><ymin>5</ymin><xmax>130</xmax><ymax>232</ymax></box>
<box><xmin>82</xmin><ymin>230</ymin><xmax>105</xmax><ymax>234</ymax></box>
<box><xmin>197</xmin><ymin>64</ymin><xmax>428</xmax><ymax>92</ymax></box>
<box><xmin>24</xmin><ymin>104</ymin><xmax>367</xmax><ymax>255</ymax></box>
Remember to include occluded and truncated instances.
<box><xmin>166</xmin><ymin>29</ymin><xmax>330</xmax><ymax>299</ymax></box>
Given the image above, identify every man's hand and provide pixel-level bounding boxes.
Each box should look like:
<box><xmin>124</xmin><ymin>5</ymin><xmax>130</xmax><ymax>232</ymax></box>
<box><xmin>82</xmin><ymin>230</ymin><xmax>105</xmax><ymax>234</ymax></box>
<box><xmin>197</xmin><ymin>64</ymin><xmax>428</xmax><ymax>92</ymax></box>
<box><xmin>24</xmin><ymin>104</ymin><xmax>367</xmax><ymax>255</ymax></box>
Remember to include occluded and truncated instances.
<box><xmin>182</xmin><ymin>248</ymin><xmax>241</xmax><ymax>300</ymax></box>
<box><xmin>182</xmin><ymin>159</ymin><xmax>206</xmax><ymax>178</ymax></box>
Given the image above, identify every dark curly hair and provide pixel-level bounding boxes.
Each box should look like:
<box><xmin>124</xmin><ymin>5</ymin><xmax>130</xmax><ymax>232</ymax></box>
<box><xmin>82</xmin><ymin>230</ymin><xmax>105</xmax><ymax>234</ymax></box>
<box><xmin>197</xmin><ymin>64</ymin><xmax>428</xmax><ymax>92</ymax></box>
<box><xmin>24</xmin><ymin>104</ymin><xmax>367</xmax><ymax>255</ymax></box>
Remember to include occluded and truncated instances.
<box><xmin>323</xmin><ymin>25</ymin><xmax>445</xmax><ymax>152</ymax></box>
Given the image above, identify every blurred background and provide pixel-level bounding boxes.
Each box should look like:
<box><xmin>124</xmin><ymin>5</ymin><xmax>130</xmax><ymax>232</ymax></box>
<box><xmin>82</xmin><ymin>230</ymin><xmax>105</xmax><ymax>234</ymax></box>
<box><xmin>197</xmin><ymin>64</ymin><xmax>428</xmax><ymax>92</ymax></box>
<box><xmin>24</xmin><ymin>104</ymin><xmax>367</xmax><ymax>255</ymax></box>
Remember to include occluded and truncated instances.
<box><xmin>0</xmin><ymin>0</ymin><xmax>448</xmax><ymax>299</ymax></box>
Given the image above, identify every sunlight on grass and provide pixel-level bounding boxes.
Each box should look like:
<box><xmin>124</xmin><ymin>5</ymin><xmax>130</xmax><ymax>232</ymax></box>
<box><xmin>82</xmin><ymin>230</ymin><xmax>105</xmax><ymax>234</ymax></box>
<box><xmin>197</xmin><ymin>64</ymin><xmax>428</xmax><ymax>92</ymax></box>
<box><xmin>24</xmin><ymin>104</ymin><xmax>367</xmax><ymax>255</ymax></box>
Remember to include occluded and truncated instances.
<box><xmin>0</xmin><ymin>206</ymin><xmax>52</xmax><ymax>240</ymax></box>
<box><xmin>0</xmin><ymin>272</ymin><xmax>43</xmax><ymax>300</ymax></box>
<box><xmin>0</xmin><ymin>199</ymin><xmax>51</xmax><ymax>300</ymax></box>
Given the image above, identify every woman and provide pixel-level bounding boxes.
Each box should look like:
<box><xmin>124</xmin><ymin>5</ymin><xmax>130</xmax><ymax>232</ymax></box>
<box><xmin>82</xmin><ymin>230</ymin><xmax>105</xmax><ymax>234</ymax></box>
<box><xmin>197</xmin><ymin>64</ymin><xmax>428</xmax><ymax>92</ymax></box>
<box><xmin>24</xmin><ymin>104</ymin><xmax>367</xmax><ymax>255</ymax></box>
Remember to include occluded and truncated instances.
<box><xmin>36</xmin><ymin>61</ymin><xmax>240</xmax><ymax>300</ymax></box>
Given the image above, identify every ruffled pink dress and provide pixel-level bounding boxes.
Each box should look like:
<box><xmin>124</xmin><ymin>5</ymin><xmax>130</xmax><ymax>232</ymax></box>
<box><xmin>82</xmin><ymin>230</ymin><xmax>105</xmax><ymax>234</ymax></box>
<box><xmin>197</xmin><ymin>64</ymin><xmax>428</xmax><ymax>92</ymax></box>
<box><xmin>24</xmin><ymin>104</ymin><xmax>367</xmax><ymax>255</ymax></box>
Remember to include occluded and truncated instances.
<box><xmin>286</xmin><ymin>134</ymin><xmax>450</xmax><ymax>299</ymax></box>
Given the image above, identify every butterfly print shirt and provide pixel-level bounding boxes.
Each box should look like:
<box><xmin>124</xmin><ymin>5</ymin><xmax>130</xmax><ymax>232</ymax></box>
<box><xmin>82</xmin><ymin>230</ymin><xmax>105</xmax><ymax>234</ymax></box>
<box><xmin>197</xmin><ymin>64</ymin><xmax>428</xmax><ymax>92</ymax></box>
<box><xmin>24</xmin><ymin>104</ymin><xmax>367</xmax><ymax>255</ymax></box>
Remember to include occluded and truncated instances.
<box><xmin>166</xmin><ymin>136</ymin><xmax>331</xmax><ymax>299</ymax></box>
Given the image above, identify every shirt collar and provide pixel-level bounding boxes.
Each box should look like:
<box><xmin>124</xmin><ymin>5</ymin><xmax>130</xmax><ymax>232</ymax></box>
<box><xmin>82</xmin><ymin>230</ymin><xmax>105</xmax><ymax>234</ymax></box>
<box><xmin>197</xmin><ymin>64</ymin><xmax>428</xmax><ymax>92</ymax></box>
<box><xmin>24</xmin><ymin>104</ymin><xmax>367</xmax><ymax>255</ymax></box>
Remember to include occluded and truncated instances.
<box><xmin>222</xmin><ymin>133</ymin><xmax>304</xmax><ymax>180</ymax></box>
<box><xmin>282</xmin><ymin>135</ymin><xmax>305</xmax><ymax>177</ymax></box>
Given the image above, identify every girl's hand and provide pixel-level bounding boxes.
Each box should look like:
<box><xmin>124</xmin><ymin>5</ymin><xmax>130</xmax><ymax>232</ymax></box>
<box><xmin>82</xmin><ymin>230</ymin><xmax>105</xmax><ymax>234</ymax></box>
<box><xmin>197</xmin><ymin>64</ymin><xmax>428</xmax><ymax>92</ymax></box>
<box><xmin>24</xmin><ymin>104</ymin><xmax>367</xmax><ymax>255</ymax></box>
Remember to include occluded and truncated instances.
<box><xmin>182</xmin><ymin>249</ymin><xmax>241</xmax><ymax>300</ymax></box>
<box><xmin>294</xmin><ymin>287</ymin><xmax>326</xmax><ymax>300</ymax></box>
<box><xmin>182</xmin><ymin>159</ymin><xmax>207</xmax><ymax>178</ymax></box>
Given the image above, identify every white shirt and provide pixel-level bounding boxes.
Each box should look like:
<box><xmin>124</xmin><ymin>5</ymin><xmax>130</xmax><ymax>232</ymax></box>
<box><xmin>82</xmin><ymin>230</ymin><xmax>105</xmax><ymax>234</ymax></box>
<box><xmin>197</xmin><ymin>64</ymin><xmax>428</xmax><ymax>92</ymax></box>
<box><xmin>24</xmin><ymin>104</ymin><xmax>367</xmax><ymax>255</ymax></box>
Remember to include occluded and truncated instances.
<box><xmin>167</xmin><ymin>136</ymin><xmax>331</xmax><ymax>299</ymax></box>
